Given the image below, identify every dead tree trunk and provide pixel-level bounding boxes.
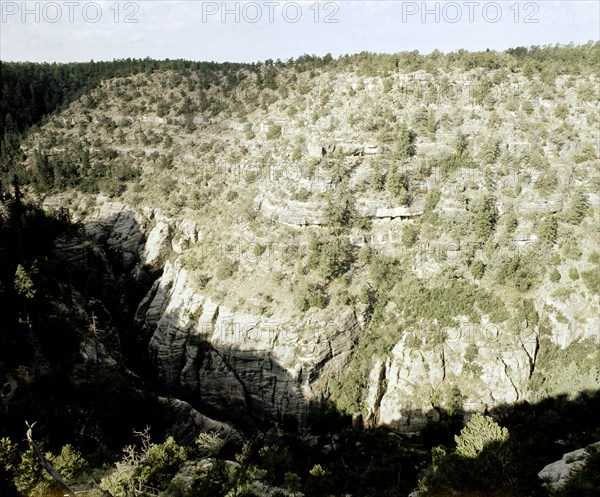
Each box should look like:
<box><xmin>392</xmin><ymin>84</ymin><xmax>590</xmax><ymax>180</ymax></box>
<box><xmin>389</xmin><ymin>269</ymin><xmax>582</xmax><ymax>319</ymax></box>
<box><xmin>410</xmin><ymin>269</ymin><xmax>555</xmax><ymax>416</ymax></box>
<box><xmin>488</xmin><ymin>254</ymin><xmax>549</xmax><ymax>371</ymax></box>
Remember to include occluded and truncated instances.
<box><xmin>25</xmin><ymin>421</ymin><xmax>76</xmax><ymax>497</ymax></box>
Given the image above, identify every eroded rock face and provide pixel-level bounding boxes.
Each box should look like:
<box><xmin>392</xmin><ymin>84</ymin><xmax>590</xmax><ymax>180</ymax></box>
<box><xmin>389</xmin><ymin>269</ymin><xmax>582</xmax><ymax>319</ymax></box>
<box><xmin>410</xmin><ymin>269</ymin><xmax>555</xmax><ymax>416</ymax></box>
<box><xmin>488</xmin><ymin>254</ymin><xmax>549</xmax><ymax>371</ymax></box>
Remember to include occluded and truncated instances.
<box><xmin>255</xmin><ymin>194</ymin><xmax>328</xmax><ymax>226</ymax></box>
<box><xmin>158</xmin><ymin>397</ymin><xmax>242</xmax><ymax>445</ymax></box>
<box><xmin>255</xmin><ymin>194</ymin><xmax>424</xmax><ymax>227</ymax></box>
<box><xmin>139</xmin><ymin>261</ymin><xmax>362</xmax><ymax>423</ymax></box>
<box><xmin>356</xmin><ymin>197</ymin><xmax>424</xmax><ymax>218</ymax></box>
<box><xmin>85</xmin><ymin>201</ymin><xmax>146</xmax><ymax>271</ymax></box>
<box><xmin>143</xmin><ymin>221</ymin><xmax>171</xmax><ymax>265</ymax></box>
<box><xmin>365</xmin><ymin>323</ymin><xmax>539</xmax><ymax>432</ymax></box>
<box><xmin>83</xmin><ymin>200</ymin><xmax>203</xmax><ymax>269</ymax></box>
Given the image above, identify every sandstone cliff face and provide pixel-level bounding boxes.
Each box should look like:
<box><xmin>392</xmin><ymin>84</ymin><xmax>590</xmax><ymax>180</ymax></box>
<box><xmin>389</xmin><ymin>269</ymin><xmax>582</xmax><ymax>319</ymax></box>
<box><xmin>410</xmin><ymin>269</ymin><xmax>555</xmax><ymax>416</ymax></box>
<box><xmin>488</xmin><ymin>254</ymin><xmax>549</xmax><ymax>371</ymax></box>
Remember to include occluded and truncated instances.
<box><xmin>60</xmin><ymin>199</ymin><xmax>364</xmax><ymax>425</ymax></box>
<box><xmin>40</xmin><ymin>196</ymin><xmax>242</xmax><ymax>442</ymax></box>
<box><xmin>84</xmin><ymin>200</ymin><xmax>146</xmax><ymax>272</ymax></box>
<box><xmin>137</xmin><ymin>260</ymin><xmax>362</xmax><ymax>422</ymax></box>
<box><xmin>81</xmin><ymin>198</ymin><xmax>202</xmax><ymax>272</ymax></box>
<box><xmin>364</xmin><ymin>324</ymin><xmax>539</xmax><ymax>432</ymax></box>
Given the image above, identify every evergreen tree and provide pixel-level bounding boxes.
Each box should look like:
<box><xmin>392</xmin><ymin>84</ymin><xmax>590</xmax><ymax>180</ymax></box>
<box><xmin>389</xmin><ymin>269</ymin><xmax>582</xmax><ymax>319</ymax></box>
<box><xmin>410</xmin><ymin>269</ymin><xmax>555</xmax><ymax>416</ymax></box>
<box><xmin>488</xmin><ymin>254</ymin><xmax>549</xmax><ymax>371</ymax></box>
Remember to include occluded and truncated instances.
<box><xmin>387</xmin><ymin>165</ymin><xmax>411</xmax><ymax>205</ymax></box>
<box><xmin>395</xmin><ymin>124</ymin><xmax>417</xmax><ymax>159</ymax></box>
<box><xmin>538</xmin><ymin>216</ymin><xmax>558</xmax><ymax>245</ymax></box>
<box><xmin>568</xmin><ymin>190</ymin><xmax>590</xmax><ymax>224</ymax></box>
<box><xmin>472</xmin><ymin>196</ymin><xmax>498</xmax><ymax>240</ymax></box>
<box><xmin>454</xmin><ymin>414</ymin><xmax>509</xmax><ymax>458</ymax></box>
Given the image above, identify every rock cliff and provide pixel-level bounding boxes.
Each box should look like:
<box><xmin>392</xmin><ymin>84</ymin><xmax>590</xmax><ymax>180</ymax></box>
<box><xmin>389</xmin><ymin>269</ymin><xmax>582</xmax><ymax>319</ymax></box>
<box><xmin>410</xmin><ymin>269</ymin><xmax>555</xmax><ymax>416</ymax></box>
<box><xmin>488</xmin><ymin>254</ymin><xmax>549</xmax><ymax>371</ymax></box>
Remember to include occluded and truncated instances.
<box><xmin>138</xmin><ymin>259</ymin><xmax>362</xmax><ymax>423</ymax></box>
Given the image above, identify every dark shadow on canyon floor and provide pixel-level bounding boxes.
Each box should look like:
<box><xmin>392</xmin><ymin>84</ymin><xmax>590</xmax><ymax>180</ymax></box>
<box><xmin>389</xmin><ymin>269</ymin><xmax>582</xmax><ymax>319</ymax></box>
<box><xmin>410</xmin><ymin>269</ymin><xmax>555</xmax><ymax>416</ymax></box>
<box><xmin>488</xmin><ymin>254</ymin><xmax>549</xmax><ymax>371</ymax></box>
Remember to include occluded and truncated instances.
<box><xmin>136</xmin><ymin>302</ymin><xmax>600</xmax><ymax>496</ymax></box>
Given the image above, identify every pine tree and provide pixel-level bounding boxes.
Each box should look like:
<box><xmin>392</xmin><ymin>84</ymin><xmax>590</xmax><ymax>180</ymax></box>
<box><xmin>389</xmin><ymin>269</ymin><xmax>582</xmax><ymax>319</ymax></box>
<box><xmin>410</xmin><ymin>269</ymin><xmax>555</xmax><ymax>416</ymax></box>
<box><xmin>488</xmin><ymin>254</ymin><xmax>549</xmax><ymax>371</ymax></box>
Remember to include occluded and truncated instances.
<box><xmin>538</xmin><ymin>216</ymin><xmax>558</xmax><ymax>245</ymax></box>
<box><xmin>395</xmin><ymin>124</ymin><xmax>416</xmax><ymax>159</ymax></box>
<box><xmin>387</xmin><ymin>165</ymin><xmax>411</xmax><ymax>205</ymax></box>
<box><xmin>568</xmin><ymin>190</ymin><xmax>590</xmax><ymax>224</ymax></box>
<box><xmin>472</xmin><ymin>196</ymin><xmax>498</xmax><ymax>240</ymax></box>
<box><xmin>455</xmin><ymin>414</ymin><xmax>509</xmax><ymax>458</ymax></box>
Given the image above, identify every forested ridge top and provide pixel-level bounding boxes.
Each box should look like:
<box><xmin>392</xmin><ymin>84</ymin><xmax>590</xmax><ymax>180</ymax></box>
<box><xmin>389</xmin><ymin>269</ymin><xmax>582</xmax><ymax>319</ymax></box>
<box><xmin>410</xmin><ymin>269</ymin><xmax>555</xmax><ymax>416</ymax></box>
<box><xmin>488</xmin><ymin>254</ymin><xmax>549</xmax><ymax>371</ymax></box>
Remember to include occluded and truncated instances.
<box><xmin>2</xmin><ymin>42</ymin><xmax>598</xmax><ymax>137</ymax></box>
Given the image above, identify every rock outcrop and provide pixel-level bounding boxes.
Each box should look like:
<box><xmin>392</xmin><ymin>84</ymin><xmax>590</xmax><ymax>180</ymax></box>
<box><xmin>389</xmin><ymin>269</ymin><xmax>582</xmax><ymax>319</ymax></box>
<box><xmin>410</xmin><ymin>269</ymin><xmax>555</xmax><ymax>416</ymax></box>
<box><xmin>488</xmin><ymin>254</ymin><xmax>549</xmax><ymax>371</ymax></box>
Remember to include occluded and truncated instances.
<box><xmin>158</xmin><ymin>397</ymin><xmax>242</xmax><ymax>445</ymax></box>
<box><xmin>538</xmin><ymin>442</ymin><xmax>600</xmax><ymax>491</ymax></box>
<box><xmin>255</xmin><ymin>194</ymin><xmax>328</xmax><ymax>226</ymax></box>
<box><xmin>85</xmin><ymin>201</ymin><xmax>146</xmax><ymax>272</ymax></box>
<box><xmin>356</xmin><ymin>197</ymin><xmax>424</xmax><ymax>218</ymax></box>
<box><xmin>138</xmin><ymin>260</ymin><xmax>362</xmax><ymax>423</ymax></box>
<box><xmin>365</xmin><ymin>322</ymin><xmax>539</xmax><ymax>432</ymax></box>
<box><xmin>255</xmin><ymin>194</ymin><xmax>423</xmax><ymax>227</ymax></box>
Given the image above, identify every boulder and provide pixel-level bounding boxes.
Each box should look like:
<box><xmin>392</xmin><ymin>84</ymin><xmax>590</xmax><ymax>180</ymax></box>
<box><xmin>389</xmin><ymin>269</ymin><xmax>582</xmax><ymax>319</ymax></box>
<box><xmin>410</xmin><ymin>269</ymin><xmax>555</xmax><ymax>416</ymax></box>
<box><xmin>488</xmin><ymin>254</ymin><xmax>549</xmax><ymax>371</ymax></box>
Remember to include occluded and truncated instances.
<box><xmin>538</xmin><ymin>442</ymin><xmax>600</xmax><ymax>491</ymax></box>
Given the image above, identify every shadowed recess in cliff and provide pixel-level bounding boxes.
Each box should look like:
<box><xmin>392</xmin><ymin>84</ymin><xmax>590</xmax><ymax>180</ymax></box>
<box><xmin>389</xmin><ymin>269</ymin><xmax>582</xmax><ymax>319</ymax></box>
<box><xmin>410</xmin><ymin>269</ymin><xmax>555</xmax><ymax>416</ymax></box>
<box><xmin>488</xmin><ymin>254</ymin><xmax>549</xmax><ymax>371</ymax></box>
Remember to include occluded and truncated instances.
<box><xmin>137</xmin><ymin>297</ymin><xmax>361</xmax><ymax>428</ymax></box>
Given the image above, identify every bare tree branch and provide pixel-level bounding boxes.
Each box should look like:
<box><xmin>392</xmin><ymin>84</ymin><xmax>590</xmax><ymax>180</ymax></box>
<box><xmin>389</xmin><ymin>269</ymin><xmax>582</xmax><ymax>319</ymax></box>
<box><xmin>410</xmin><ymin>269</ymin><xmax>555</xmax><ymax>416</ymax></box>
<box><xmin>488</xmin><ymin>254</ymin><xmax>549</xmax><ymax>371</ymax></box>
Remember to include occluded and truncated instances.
<box><xmin>25</xmin><ymin>421</ymin><xmax>76</xmax><ymax>497</ymax></box>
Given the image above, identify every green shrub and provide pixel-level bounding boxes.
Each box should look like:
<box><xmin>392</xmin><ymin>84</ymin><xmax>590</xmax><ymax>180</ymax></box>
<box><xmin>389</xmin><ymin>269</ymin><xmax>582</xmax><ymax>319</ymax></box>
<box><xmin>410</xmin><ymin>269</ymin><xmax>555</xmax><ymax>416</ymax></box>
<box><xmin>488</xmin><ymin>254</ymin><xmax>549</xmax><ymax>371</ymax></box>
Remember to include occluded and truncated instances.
<box><xmin>244</xmin><ymin>123</ymin><xmax>255</xmax><ymax>140</ymax></box>
<box><xmin>424</xmin><ymin>189</ymin><xmax>441</xmax><ymax>212</ymax></box>
<box><xmin>538</xmin><ymin>216</ymin><xmax>558</xmax><ymax>245</ymax></box>
<box><xmin>369</xmin><ymin>162</ymin><xmax>386</xmax><ymax>192</ymax></box>
<box><xmin>577</xmin><ymin>81</ymin><xmax>598</xmax><ymax>101</ymax></box>
<box><xmin>573</xmin><ymin>143</ymin><xmax>598</xmax><ymax>164</ymax></box>
<box><xmin>568</xmin><ymin>267</ymin><xmax>579</xmax><ymax>280</ymax></box>
<box><xmin>307</xmin><ymin>235</ymin><xmax>355</xmax><ymax>279</ymax></box>
<box><xmin>266</xmin><ymin>122</ymin><xmax>282</xmax><ymax>140</ymax></box>
<box><xmin>215</xmin><ymin>259</ymin><xmax>238</xmax><ymax>280</ymax></box>
<box><xmin>464</xmin><ymin>343</ymin><xmax>479</xmax><ymax>363</ymax></box>
<box><xmin>494</xmin><ymin>254</ymin><xmax>538</xmax><ymax>292</ymax></box>
<box><xmin>159</xmin><ymin>176</ymin><xmax>176</xmax><ymax>194</ymax></box>
<box><xmin>195</xmin><ymin>432</ymin><xmax>225</xmax><ymax>457</ymax></box>
<box><xmin>282</xmin><ymin>472</ymin><xmax>301</xmax><ymax>495</ymax></box>
<box><xmin>252</xmin><ymin>244</ymin><xmax>266</xmax><ymax>257</ymax></box>
<box><xmin>0</xmin><ymin>438</ymin><xmax>19</xmax><ymax>497</ymax></box>
<box><xmin>386</xmin><ymin>165</ymin><xmax>411</xmax><ymax>205</ymax></box>
<box><xmin>504</xmin><ymin>212</ymin><xmax>518</xmax><ymax>233</ymax></box>
<box><xmin>528</xmin><ymin>148</ymin><xmax>549</xmax><ymax>169</ymax></box>
<box><xmin>455</xmin><ymin>414</ymin><xmax>509</xmax><ymax>458</ymax></box>
<box><xmin>225</xmin><ymin>190</ymin><xmax>239</xmax><ymax>202</ymax></box>
<box><xmin>581</xmin><ymin>269</ymin><xmax>600</xmax><ymax>294</ymax></box>
<box><xmin>369</xmin><ymin>255</ymin><xmax>402</xmax><ymax>293</ymax></box>
<box><xmin>136</xmin><ymin>437</ymin><xmax>188</xmax><ymax>490</ymax></box>
<box><xmin>534</xmin><ymin>169</ymin><xmax>557</xmax><ymax>194</ymax></box>
<box><xmin>402</xmin><ymin>224</ymin><xmax>419</xmax><ymax>248</ymax></box>
<box><xmin>567</xmin><ymin>190</ymin><xmax>590</xmax><ymax>224</ymax></box>
<box><xmin>562</xmin><ymin>238</ymin><xmax>582</xmax><ymax>259</ymax></box>
<box><xmin>549</xmin><ymin>269</ymin><xmax>561</xmax><ymax>282</ymax></box>
<box><xmin>323</xmin><ymin>187</ymin><xmax>355</xmax><ymax>230</ymax></box>
<box><xmin>53</xmin><ymin>445</ymin><xmax>88</xmax><ymax>481</ymax></box>
<box><xmin>480</xmin><ymin>138</ymin><xmax>500</xmax><ymax>165</ymax></box>
<box><xmin>294</xmin><ymin>282</ymin><xmax>327</xmax><ymax>310</ymax></box>
<box><xmin>395</xmin><ymin>124</ymin><xmax>417</xmax><ymax>159</ymax></box>
<box><xmin>14</xmin><ymin>264</ymin><xmax>36</xmax><ymax>299</ymax></box>
<box><xmin>420</xmin><ymin>415</ymin><xmax>521</xmax><ymax>496</ymax></box>
<box><xmin>472</xmin><ymin>196</ymin><xmax>498</xmax><ymax>240</ymax></box>
<box><xmin>521</xmin><ymin>100</ymin><xmax>534</xmax><ymax>115</ymax></box>
<box><xmin>13</xmin><ymin>448</ymin><xmax>72</xmax><ymax>497</ymax></box>
<box><xmin>554</xmin><ymin>104</ymin><xmax>569</xmax><ymax>119</ymax></box>
<box><xmin>470</xmin><ymin>260</ymin><xmax>485</xmax><ymax>280</ymax></box>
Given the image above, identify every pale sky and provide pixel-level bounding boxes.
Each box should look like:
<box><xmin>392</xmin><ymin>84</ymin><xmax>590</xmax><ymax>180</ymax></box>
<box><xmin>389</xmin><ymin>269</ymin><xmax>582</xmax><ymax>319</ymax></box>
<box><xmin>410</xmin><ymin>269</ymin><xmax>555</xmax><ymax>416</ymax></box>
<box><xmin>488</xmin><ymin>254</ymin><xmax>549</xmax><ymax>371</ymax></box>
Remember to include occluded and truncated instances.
<box><xmin>1</xmin><ymin>1</ymin><xmax>599</xmax><ymax>63</ymax></box>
